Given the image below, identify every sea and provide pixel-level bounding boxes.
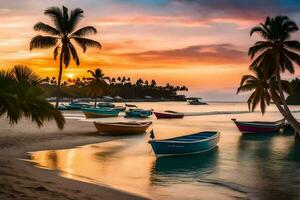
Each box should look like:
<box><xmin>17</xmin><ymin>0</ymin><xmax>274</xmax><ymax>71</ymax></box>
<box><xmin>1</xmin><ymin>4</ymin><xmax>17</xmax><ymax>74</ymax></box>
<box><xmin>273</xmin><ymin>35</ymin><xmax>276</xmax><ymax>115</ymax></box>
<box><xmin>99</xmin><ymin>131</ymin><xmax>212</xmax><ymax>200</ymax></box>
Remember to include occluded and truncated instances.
<box><xmin>29</xmin><ymin>102</ymin><xmax>300</xmax><ymax>200</ymax></box>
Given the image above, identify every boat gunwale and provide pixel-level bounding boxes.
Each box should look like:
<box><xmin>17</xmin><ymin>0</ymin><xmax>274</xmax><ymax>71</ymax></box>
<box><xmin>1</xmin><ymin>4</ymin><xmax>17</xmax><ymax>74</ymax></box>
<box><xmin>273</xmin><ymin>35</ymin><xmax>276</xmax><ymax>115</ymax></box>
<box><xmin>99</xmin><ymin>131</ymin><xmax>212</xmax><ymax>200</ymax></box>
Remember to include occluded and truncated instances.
<box><xmin>94</xmin><ymin>121</ymin><xmax>152</xmax><ymax>128</ymax></box>
<box><xmin>149</xmin><ymin>131</ymin><xmax>220</xmax><ymax>144</ymax></box>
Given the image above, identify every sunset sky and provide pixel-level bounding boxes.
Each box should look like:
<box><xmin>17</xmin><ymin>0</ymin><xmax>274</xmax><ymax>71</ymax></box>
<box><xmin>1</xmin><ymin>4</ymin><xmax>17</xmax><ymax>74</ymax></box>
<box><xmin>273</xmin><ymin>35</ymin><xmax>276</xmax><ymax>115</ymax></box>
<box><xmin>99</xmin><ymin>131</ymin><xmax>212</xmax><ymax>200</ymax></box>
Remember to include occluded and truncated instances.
<box><xmin>1</xmin><ymin>0</ymin><xmax>300</xmax><ymax>100</ymax></box>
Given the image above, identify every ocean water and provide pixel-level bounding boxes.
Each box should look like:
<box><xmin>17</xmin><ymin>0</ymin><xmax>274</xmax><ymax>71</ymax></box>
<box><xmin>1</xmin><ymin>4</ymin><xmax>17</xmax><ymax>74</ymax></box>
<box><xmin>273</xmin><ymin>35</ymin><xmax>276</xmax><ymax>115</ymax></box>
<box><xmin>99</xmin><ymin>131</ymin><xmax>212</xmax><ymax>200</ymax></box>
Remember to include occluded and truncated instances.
<box><xmin>30</xmin><ymin>102</ymin><xmax>300</xmax><ymax>200</ymax></box>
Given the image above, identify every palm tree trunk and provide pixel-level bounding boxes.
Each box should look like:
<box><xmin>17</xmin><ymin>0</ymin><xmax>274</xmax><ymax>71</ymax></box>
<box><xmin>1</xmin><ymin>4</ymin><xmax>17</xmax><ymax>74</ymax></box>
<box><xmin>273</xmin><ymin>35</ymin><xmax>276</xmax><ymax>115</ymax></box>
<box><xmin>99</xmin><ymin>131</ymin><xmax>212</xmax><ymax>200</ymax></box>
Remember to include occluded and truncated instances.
<box><xmin>276</xmin><ymin>69</ymin><xmax>300</xmax><ymax>140</ymax></box>
<box><xmin>55</xmin><ymin>52</ymin><xmax>63</xmax><ymax>108</ymax></box>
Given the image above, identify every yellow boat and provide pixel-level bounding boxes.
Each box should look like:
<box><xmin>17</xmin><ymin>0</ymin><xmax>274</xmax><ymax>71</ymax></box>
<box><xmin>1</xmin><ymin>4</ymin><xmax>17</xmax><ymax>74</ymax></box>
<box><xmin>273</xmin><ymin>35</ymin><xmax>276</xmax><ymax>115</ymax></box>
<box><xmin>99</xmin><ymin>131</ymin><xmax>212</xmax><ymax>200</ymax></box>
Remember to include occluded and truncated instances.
<box><xmin>94</xmin><ymin>121</ymin><xmax>152</xmax><ymax>135</ymax></box>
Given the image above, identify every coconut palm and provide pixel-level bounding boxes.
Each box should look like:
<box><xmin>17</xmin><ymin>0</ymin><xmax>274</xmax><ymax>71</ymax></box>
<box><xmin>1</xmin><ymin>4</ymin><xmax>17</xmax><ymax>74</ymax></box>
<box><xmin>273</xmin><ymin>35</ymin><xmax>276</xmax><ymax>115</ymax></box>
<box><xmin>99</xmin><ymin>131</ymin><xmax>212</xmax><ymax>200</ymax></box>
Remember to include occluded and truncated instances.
<box><xmin>86</xmin><ymin>68</ymin><xmax>110</xmax><ymax>107</ymax></box>
<box><xmin>249</xmin><ymin>15</ymin><xmax>300</xmax><ymax>137</ymax></box>
<box><xmin>0</xmin><ymin>65</ymin><xmax>65</xmax><ymax>129</ymax></box>
<box><xmin>30</xmin><ymin>6</ymin><xmax>101</xmax><ymax>108</ymax></box>
<box><xmin>237</xmin><ymin>68</ymin><xmax>292</xmax><ymax>115</ymax></box>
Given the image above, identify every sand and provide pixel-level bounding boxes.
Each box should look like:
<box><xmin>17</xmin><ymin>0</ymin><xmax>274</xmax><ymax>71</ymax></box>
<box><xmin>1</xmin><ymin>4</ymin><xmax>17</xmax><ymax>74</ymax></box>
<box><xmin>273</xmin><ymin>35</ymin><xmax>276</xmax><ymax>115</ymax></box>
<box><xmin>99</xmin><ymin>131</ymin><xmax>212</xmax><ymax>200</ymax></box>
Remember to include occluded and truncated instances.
<box><xmin>0</xmin><ymin>112</ymin><xmax>148</xmax><ymax>200</ymax></box>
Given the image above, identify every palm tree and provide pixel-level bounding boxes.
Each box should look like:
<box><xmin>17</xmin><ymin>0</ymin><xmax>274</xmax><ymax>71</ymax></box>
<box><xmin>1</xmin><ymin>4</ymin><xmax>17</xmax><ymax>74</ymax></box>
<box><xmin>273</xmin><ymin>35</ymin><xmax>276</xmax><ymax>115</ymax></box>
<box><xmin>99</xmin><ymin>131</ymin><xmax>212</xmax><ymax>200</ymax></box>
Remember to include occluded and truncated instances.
<box><xmin>237</xmin><ymin>67</ymin><xmax>292</xmax><ymax>115</ymax></box>
<box><xmin>249</xmin><ymin>15</ymin><xmax>300</xmax><ymax>137</ymax></box>
<box><xmin>30</xmin><ymin>6</ymin><xmax>101</xmax><ymax>108</ymax></box>
<box><xmin>86</xmin><ymin>68</ymin><xmax>110</xmax><ymax>107</ymax></box>
<box><xmin>0</xmin><ymin>65</ymin><xmax>65</xmax><ymax>129</ymax></box>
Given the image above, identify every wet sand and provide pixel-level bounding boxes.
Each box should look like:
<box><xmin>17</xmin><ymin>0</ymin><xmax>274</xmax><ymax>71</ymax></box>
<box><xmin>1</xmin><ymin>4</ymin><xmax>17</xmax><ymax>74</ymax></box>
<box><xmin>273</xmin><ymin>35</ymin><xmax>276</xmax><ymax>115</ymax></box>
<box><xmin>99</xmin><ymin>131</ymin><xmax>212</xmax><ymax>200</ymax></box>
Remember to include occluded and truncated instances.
<box><xmin>0</xmin><ymin>113</ymin><xmax>148</xmax><ymax>200</ymax></box>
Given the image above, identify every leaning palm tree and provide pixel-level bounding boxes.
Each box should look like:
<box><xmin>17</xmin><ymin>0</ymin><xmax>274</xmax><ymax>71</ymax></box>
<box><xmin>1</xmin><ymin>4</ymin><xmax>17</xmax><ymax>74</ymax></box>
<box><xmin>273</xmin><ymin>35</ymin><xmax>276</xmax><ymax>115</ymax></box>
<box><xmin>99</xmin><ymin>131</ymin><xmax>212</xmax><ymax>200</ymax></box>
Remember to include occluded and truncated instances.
<box><xmin>237</xmin><ymin>67</ymin><xmax>292</xmax><ymax>115</ymax></box>
<box><xmin>249</xmin><ymin>15</ymin><xmax>300</xmax><ymax>137</ymax></box>
<box><xmin>0</xmin><ymin>65</ymin><xmax>65</xmax><ymax>129</ymax></box>
<box><xmin>86</xmin><ymin>68</ymin><xmax>110</xmax><ymax>107</ymax></box>
<box><xmin>30</xmin><ymin>6</ymin><xmax>101</xmax><ymax>108</ymax></box>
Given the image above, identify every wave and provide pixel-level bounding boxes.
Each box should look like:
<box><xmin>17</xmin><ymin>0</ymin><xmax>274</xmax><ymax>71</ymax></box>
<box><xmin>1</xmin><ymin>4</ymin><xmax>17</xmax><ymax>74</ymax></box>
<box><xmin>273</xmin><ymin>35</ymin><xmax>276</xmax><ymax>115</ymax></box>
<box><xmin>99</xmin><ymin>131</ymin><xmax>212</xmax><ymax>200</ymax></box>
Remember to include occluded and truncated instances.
<box><xmin>198</xmin><ymin>178</ymin><xmax>249</xmax><ymax>194</ymax></box>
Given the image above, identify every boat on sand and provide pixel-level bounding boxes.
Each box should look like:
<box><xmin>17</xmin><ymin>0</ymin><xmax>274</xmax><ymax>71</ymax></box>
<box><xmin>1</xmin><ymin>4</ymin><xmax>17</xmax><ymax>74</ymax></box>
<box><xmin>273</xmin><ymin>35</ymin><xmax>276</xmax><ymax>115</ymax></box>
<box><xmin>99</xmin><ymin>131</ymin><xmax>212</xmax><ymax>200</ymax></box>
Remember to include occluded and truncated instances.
<box><xmin>82</xmin><ymin>107</ymin><xmax>120</xmax><ymax>118</ymax></box>
<box><xmin>94</xmin><ymin>121</ymin><xmax>152</xmax><ymax>135</ymax></box>
<box><xmin>154</xmin><ymin>111</ymin><xmax>184</xmax><ymax>119</ymax></box>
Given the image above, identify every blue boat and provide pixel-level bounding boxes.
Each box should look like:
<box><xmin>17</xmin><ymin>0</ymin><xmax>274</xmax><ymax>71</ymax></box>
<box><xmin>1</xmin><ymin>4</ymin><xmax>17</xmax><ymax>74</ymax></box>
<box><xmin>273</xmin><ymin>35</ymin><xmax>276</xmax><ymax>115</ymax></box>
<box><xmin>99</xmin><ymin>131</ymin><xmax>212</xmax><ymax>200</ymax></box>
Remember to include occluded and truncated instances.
<box><xmin>125</xmin><ymin>109</ymin><xmax>152</xmax><ymax>118</ymax></box>
<box><xmin>82</xmin><ymin>107</ymin><xmax>120</xmax><ymax>118</ymax></box>
<box><xmin>149</xmin><ymin>131</ymin><xmax>220</xmax><ymax>158</ymax></box>
<box><xmin>65</xmin><ymin>102</ymin><xmax>91</xmax><ymax>110</ymax></box>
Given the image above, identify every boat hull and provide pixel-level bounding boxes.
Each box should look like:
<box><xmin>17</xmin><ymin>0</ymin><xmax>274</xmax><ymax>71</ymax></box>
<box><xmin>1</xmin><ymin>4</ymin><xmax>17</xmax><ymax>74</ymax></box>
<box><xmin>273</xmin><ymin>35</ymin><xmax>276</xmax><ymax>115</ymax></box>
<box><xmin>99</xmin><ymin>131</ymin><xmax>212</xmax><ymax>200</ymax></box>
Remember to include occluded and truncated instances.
<box><xmin>125</xmin><ymin>109</ymin><xmax>152</xmax><ymax>118</ymax></box>
<box><xmin>149</xmin><ymin>132</ymin><xmax>220</xmax><ymax>158</ymax></box>
<box><xmin>154</xmin><ymin>112</ymin><xmax>184</xmax><ymax>119</ymax></box>
<box><xmin>82</xmin><ymin>108</ymin><xmax>120</xmax><ymax>118</ymax></box>
<box><xmin>232</xmin><ymin>119</ymin><xmax>283</xmax><ymax>134</ymax></box>
<box><xmin>94</xmin><ymin>121</ymin><xmax>152</xmax><ymax>135</ymax></box>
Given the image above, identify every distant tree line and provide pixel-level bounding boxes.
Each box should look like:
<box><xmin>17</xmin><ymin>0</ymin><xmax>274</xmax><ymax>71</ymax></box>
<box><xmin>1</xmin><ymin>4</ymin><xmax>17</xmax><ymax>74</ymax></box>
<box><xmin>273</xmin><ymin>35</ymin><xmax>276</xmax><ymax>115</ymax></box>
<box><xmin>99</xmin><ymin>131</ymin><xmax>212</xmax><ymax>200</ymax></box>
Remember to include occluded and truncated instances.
<box><xmin>40</xmin><ymin>70</ymin><xmax>188</xmax><ymax>100</ymax></box>
<box><xmin>287</xmin><ymin>78</ymin><xmax>300</xmax><ymax>105</ymax></box>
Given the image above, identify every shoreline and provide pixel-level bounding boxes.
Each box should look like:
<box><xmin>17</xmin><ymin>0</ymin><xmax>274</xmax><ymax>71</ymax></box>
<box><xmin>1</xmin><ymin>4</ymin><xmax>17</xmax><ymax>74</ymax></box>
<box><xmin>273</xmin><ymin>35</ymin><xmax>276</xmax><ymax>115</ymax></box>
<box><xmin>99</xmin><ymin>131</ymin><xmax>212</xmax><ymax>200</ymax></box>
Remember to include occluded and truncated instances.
<box><xmin>0</xmin><ymin>117</ymin><xmax>148</xmax><ymax>200</ymax></box>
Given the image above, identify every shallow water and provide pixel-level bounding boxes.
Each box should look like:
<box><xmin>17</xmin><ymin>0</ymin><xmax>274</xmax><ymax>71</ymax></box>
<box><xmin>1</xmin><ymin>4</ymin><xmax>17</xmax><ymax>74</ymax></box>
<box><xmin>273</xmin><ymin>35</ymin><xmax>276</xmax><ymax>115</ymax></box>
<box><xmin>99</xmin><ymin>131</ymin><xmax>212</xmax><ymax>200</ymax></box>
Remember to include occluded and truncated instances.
<box><xmin>30</xmin><ymin>102</ymin><xmax>300</xmax><ymax>200</ymax></box>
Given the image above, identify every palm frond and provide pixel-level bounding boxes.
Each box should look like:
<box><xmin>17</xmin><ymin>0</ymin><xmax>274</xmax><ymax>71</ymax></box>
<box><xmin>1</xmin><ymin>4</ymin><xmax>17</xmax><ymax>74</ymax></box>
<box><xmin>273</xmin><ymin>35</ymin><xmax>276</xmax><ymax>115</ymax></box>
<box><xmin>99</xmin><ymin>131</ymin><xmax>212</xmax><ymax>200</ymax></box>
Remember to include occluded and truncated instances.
<box><xmin>248</xmin><ymin>41</ymin><xmax>272</xmax><ymax>58</ymax></box>
<box><xmin>53</xmin><ymin>45</ymin><xmax>60</xmax><ymax>60</ymax></box>
<box><xmin>68</xmin><ymin>8</ymin><xmax>84</xmax><ymax>33</ymax></box>
<box><xmin>33</xmin><ymin>22</ymin><xmax>60</xmax><ymax>36</ymax></box>
<box><xmin>30</xmin><ymin>35</ymin><xmax>58</xmax><ymax>50</ymax></box>
<box><xmin>44</xmin><ymin>6</ymin><xmax>64</xmax><ymax>33</ymax></box>
<box><xmin>72</xmin><ymin>26</ymin><xmax>97</xmax><ymax>37</ymax></box>
<box><xmin>69</xmin><ymin>43</ymin><xmax>80</xmax><ymax>65</ymax></box>
<box><xmin>72</xmin><ymin>37</ymin><xmax>101</xmax><ymax>52</ymax></box>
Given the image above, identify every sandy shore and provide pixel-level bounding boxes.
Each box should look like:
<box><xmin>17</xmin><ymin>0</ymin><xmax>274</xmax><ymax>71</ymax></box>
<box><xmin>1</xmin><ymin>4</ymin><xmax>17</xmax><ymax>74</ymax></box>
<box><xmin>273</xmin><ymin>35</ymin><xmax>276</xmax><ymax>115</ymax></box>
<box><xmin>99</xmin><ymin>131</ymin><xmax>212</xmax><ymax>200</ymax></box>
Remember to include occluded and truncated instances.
<box><xmin>0</xmin><ymin>112</ymin><xmax>148</xmax><ymax>200</ymax></box>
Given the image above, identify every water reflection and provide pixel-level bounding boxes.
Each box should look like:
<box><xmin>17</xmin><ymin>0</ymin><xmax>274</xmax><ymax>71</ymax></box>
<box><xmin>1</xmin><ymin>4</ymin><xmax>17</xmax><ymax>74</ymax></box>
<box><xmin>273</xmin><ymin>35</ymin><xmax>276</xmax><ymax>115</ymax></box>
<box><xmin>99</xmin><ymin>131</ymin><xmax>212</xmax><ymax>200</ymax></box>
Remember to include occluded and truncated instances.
<box><xmin>150</xmin><ymin>148</ymin><xmax>219</xmax><ymax>185</ymax></box>
<box><xmin>237</xmin><ymin>134</ymin><xmax>300</xmax><ymax>200</ymax></box>
<box><xmin>28</xmin><ymin>102</ymin><xmax>300</xmax><ymax>200</ymax></box>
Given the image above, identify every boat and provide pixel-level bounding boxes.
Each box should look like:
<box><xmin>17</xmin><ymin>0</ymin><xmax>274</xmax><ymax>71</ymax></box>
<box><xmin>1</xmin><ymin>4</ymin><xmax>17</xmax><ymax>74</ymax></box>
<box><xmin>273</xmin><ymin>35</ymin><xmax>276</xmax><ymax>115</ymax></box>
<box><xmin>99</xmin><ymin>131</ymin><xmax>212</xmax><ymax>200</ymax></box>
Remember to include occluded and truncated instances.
<box><xmin>231</xmin><ymin>118</ymin><xmax>285</xmax><ymax>134</ymax></box>
<box><xmin>57</xmin><ymin>104</ymin><xmax>68</xmax><ymax>110</ymax></box>
<box><xmin>97</xmin><ymin>102</ymin><xmax>115</xmax><ymax>108</ymax></box>
<box><xmin>125</xmin><ymin>103</ymin><xmax>138</xmax><ymax>108</ymax></box>
<box><xmin>125</xmin><ymin>109</ymin><xmax>152</xmax><ymax>118</ymax></box>
<box><xmin>113</xmin><ymin>106</ymin><xmax>126</xmax><ymax>112</ymax></box>
<box><xmin>187</xmin><ymin>98</ymin><xmax>208</xmax><ymax>105</ymax></box>
<box><xmin>82</xmin><ymin>107</ymin><xmax>120</xmax><ymax>118</ymax></box>
<box><xmin>149</xmin><ymin>131</ymin><xmax>220</xmax><ymax>158</ymax></box>
<box><xmin>94</xmin><ymin>121</ymin><xmax>152</xmax><ymax>135</ymax></box>
<box><xmin>154</xmin><ymin>111</ymin><xmax>184</xmax><ymax>119</ymax></box>
<box><xmin>65</xmin><ymin>102</ymin><xmax>91</xmax><ymax>110</ymax></box>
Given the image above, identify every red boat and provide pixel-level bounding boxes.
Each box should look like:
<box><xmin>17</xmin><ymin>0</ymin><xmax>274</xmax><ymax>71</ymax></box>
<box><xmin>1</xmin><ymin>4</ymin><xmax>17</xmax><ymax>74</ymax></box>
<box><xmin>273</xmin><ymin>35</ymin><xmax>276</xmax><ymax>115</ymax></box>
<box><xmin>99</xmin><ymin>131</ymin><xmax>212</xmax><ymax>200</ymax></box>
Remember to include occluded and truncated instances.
<box><xmin>154</xmin><ymin>111</ymin><xmax>184</xmax><ymax>119</ymax></box>
<box><xmin>232</xmin><ymin>118</ymin><xmax>284</xmax><ymax>134</ymax></box>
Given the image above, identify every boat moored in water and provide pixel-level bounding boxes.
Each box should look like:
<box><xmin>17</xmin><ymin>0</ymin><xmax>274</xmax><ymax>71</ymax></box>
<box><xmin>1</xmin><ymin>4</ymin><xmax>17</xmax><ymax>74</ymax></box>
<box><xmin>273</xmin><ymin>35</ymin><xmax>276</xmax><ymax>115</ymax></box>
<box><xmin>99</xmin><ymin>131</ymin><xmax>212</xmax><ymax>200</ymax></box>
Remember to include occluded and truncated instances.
<box><xmin>125</xmin><ymin>109</ymin><xmax>152</xmax><ymax>118</ymax></box>
<box><xmin>65</xmin><ymin>102</ymin><xmax>91</xmax><ymax>110</ymax></box>
<box><xmin>94</xmin><ymin>121</ymin><xmax>152</xmax><ymax>135</ymax></box>
<box><xmin>149</xmin><ymin>131</ymin><xmax>220</xmax><ymax>158</ymax></box>
<box><xmin>82</xmin><ymin>107</ymin><xmax>120</xmax><ymax>118</ymax></box>
<box><xmin>187</xmin><ymin>97</ymin><xmax>208</xmax><ymax>105</ymax></box>
<box><xmin>232</xmin><ymin>118</ymin><xmax>285</xmax><ymax>134</ymax></box>
<box><xmin>154</xmin><ymin>111</ymin><xmax>184</xmax><ymax>119</ymax></box>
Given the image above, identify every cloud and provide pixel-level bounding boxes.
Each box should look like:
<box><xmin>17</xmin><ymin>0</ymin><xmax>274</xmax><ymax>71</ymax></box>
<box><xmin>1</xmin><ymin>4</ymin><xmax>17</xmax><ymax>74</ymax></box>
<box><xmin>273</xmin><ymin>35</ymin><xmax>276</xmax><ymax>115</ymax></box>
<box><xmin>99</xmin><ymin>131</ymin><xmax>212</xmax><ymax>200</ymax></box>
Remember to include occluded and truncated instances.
<box><xmin>170</xmin><ymin>0</ymin><xmax>300</xmax><ymax>28</ymax></box>
<box><xmin>117</xmin><ymin>44</ymin><xmax>247</xmax><ymax>67</ymax></box>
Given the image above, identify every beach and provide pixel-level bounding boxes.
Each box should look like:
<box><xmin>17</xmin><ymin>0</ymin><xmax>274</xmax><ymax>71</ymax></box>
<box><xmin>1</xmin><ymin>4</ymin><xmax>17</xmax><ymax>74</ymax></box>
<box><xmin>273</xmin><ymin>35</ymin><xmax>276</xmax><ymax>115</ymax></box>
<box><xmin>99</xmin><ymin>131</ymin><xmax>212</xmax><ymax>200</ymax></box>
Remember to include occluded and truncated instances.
<box><xmin>1</xmin><ymin>102</ymin><xmax>300</xmax><ymax>200</ymax></box>
<box><xmin>0</xmin><ymin>114</ymin><xmax>147</xmax><ymax>200</ymax></box>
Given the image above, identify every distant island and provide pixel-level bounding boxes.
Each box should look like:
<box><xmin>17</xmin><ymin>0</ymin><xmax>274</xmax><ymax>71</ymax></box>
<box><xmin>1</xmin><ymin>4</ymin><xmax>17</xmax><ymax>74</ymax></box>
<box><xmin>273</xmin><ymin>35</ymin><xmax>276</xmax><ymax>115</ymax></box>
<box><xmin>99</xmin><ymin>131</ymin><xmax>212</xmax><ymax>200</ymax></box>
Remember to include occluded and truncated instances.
<box><xmin>40</xmin><ymin>73</ymin><xmax>188</xmax><ymax>101</ymax></box>
<box><xmin>287</xmin><ymin>78</ymin><xmax>300</xmax><ymax>105</ymax></box>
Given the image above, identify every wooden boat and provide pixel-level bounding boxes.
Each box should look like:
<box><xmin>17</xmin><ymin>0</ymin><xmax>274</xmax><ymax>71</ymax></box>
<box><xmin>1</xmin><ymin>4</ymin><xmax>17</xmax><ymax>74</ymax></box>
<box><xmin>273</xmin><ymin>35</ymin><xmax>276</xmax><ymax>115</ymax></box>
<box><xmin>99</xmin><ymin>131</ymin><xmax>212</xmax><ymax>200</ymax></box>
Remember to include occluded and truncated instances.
<box><xmin>65</xmin><ymin>102</ymin><xmax>91</xmax><ymax>110</ymax></box>
<box><xmin>125</xmin><ymin>103</ymin><xmax>138</xmax><ymax>108</ymax></box>
<box><xmin>94</xmin><ymin>121</ymin><xmax>152</xmax><ymax>135</ymax></box>
<box><xmin>125</xmin><ymin>109</ymin><xmax>152</xmax><ymax>118</ymax></box>
<box><xmin>113</xmin><ymin>106</ymin><xmax>126</xmax><ymax>112</ymax></box>
<box><xmin>57</xmin><ymin>104</ymin><xmax>68</xmax><ymax>110</ymax></box>
<box><xmin>97</xmin><ymin>102</ymin><xmax>115</xmax><ymax>108</ymax></box>
<box><xmin>82</xmin><ymin>107</ymin><xmax>120</xmax><ymax>118</ymax></box>
<box><xmin>149</xmin><ymin>131</ymin><xmax>220</xmax><ymax>158</ymax></box>
<box><xmin>154</xmin><ymin>111</ymin><xmax>184</xmax><ymax>119</ymax></box>
<box><xmin>187</xmin><ymin>98</ymin><xmax>208</xmax><ymax>105</ymax></box>
<box><xmin>231</xmin><ymin>118</ymin><xmax>285</xmax><ymax>134</ymax></box>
